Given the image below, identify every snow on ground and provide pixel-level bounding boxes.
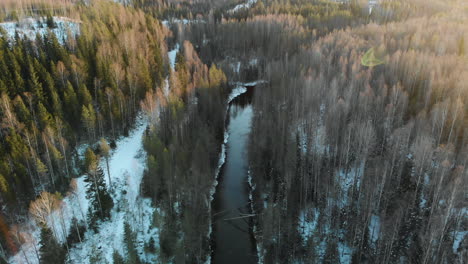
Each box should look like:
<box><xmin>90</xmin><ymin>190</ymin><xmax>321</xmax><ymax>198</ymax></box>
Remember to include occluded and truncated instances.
<box><xmin>228</xmin><ymin>86</ymin><xmax>247</xmax><ymax>103</ymax></box>
<box><xmin>338</xmin><ymin>242</ymin><xmax>353</xmax><ymax>264</ymax></box>
<box><xmin>298</xmin><ymin>208</ymin><xmax>320</xmax><ymax>246</ymax></box>
<box><xmin>0</xmin><ymin>17</ymin><xmax>80</xmax><ymax>44</ymax></box>
<box><xmin>230</xmin><ymin>61</ymin><xmax>241</xmax><ymax>73</ymax></box>
<box><xmin>68</xmin><ymin>116</ymin><xmax>157</xmax><ymax>263</ymax></box>
<box><xmin>230</xmin><ymin>80</ymin><xmax>267</xmax><ymax>88</ymax></box>
<box><xmin>228</xmin><ymin>0</ymin><xmax>258</xmax><ymax>13</ymax></box>
<box><xmin>161</xmin><ymin>19</ymin><xmax>205</xmax><ymax>27</ymax></box>
<box><xmin>337</xmin><ymin>162</ymin><xmax>364</xmax><ymax>208</ymax></box>
<box><xmin>163</xmin><ymin>78</ymin><xmax>170</xmax><ymax>97</ymax></box>
<box><xmin>10</xmin><ymin>116</ymin><xmax>159</xmax><ymax>264</ymax></box>
<box><xmin>9</xmin><ymin>175</ymin><xmax>90</xmax><ymax>264</ymax></box>
<box><xmin>168</xmin><ymin>44</ymin><xmax>180</xmax><ymax>71</ymax></box>
<box><xmin>453</xmin><ymin>231</ymin><xmax>467</xmax><ymax>253</ymax></box>
<box><xmin>368</xmin><ymin>214</ymin><xmax>380</xmax><ymax>245</ymax></box>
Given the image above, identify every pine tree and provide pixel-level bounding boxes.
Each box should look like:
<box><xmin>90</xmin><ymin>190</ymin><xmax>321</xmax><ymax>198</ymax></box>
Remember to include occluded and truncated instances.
<box><xmin>28</xmin><ymin>58</ymin><xmax>45</xmax><ymax>103</ymax></box>
<box><xmin>112</xmin><ymin>250</ymin><xmax>125</xmax><ymax>264</ymax></box>
<box><xmin>39</xmin><ymin>226</ymin><xmax>66</xmax><ymax>264</ymax></box>
<box><xmin>13</xmin><ymin>96</ymin><xmax>32</xmax><ymax>127</ymax></box>
<box><xmin>78</xmin><ymin>84</ymin><xmax>92</xmax><ymax>107</ymax></box>
<box><xmin>46</xmin><ymin>14</ymin><xmax>56</xmax><ymax>29</ymax></box>
<box><xmin>85</xmin><ymin>165</ymin><xmax>113</xmax><ymax>231</ymax></box>
<box><xmin>323</xmin><ymin>240</ymin><xmax>339</xmax><ymax>264</ymax></box>
<box><xmin>66</xmin><ymin>217</ymin><xmax>85</xmax><ymax>246</ymax></box>
<box><xmin>37</xmin><ymin>102</ymin><xmax>54</xmax><ymax>129</ymax></box>
<box><xmin>124</xmin><ymin>222</ymin><xmax>141</xmax><ymax>264</ymax></box>
<box><xmin>63</xmin><ymin>81</ymin><xmax>79</xmax><ymax>125</ymax></box>
<box><xmin>99</xmin><ymin>138</ymin><xmax>112</xmax><ymax>187</ymax></box>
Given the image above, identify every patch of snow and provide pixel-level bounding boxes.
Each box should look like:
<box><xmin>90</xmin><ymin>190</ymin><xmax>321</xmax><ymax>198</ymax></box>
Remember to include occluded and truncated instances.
<box><xmin>230</xmin><ymin>80</ymin><xmax>267</xmax><ymax>87</ymax></box>
<box><xmin>368</xmin><ymin>214</ymin><xmax>380</xmax><ymax>245</ymax></box>
<box><xmin>161</xmin><ymin>19</ymin><xmax>205</xmax><ymax>27</ymax></box>
<box><xmin>420</xmin><ymin>197</ymin><xmax>427</xmax><ymax>208</ymax></box>
<box><xmin>298</xmin><ymin>208</ymin><xmax>320</xmax><ymax>246</ymax></box>
<box><xmin>338</xmin><ymin>242</ymin><xmax>353</xmax><ymax>264</ymax></box>
<box><xmin>453</xmin><ymin>231</ymin><xmax>467</xmax><ymax>253</ymax></box>
<box><xmin>228</xmin><ymin>86</ymin><xmax>247</xmax><ymax>103</ymax></box>
<box><xmin>249</xmin><ymin>58</ymin><xmax>258</xmax><ymax>66</ymax></box>
<box><xmin>337</xmin><ymin>162</ymin><xmax>364</xmax><ymax>208</ymax></box>
<box><xmin>0</xmin><ymin>16</ymin><xmax>80</xmax><ymax>44</ymax></box>
<box><xmin>231</xmin><ymin>61</ymin><xmax>241</xmax><ymax>73</ymax></box>
<box><xmin>228</xmin><ymin>0</ymin><xmax>258</xmax><ymax>14</ymax></box>
<box><xmin>168</xmin><ymin>44</ymin><xmax>180</xmax><ymax>71</ymax></box>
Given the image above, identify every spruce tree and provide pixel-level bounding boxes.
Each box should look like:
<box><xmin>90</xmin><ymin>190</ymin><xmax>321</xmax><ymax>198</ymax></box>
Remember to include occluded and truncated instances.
<box><xmin>85</xmin><ymin>162</ymin><xmax>113</xmax><ymax>231</ymax></box>
<box><xmin>39</xmin><ymin>226</ymin><xmax>66</xmax><ymax>264</ymax></box>
<box><xmin>124</xmin><ymin>222</ymin><xmax>141</xmax><ymax>264</ymax></box>
<box><xmin>66</xmin><ymin>217</ymin><xmax>85</xmax><ymax>246</ymax></box>
<box><xmin>112</xmin><ymin>250</ymin><xmax>125</xmax><ymax>264</ymax></box>
<box><xmin>84</xmin><ymin>148</ymin><xmax>113</xmax><ymax>230</ymax></box>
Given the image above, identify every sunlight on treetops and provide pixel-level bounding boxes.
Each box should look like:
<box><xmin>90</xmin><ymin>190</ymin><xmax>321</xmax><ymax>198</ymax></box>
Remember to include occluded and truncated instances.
<box><xmin>361</xmin><ymin>47</ymin><xmax>385</xmax><ymax>67</ymax></box>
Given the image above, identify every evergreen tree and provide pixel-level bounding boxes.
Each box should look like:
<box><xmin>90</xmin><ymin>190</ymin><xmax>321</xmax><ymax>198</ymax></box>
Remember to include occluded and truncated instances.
<box><xmin>66</xmin><ymin>217</ymin><xmax>85</xmax><ymax>246</ymax></box>
<box><xmin>63</xmin><ymin>81</ymin><xmax>79</xmax><ymax>124</ymax></box>
<box><xmin>99</xmin><ymin>138</ymin><xmax>112</xmax><ymax>187</ymax></box>
<box><xmin>323</xmin><ymin>240</ymin><xmax>339</xmax><ymax>264</ymax></box>
<box><xmin>39</xmin><ymin>226</ymin><xmax>66</xmax><ymax>264</ymax></box>
<box><xmin>46</xmin><ymin>15</ymin><xmax>56</xmax><ymax>29</ymax></box>
<box><xmin>13</xmin><ymin>96</ymin><xmax>32</xmax><ymax>127</ymax></box>
<box><xmin>85</xmin><ymin>166</ymin><xmax>113</xmax><ymax>231</ymax></box>
<box><xmin>124</xmin><ymin>222</ymin><xmax>141</xmax><ymax>264</ymax></box>
<box><xmin>81</xmin><ymin>104</ymin><xmax>96</xmax><ymax>139</ymax></box>
<box><xmin>112</xmin><ymin>250</ymin><xmax>125</xmax><ymax>264</ymax></box>
<box><xmin>78</xmin><ymin>84</ymin><xmax>92</xmax><ymax>107</ymax></box>
<box><xmin>37</xmin><ymin>102</ymin><xmax>54</xmax><ymax>129</ymax></box>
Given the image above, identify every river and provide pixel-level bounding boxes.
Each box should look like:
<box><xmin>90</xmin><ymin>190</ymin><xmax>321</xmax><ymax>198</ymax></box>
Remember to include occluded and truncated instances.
<box><xmin>211</xmin><ymin>86</ymin><xmax>257</xmax><ymax>264</ymax></box>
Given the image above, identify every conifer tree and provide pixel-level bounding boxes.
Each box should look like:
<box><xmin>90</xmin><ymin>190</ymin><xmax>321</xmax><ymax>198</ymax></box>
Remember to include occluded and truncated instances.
<box><xmin>112</xmin><ymin>250</ymin><xmax>125</xmax><ymax>264</ymax></box>
<box><xmin>39</xmin><ymin>225</ymin><xmax>66</xmax><ymax>264</ymax></box>
<box><xmin>99</xmin><ymin>138</ymin><xmax>112</xmax><ymax>187</ymax></box>
<box><xmin>84</xmin><ymin>148</ymin><xmax>113</xmax><ymax>231</ymax></box>
<box><xmin>37</xmin><ymin>102</ymin><xmax>54</xmax><ymax>129</ymax></box>
<box><xmin>124</xmin><ymin>222</ymin><xmax>141</xmax><ymax>264</ymax></box>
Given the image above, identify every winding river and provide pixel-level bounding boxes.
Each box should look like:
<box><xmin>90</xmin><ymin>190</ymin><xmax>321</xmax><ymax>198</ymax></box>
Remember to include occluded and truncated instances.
<box><xmin>211</xmin><ymin>86</ymin><xmax>257</xmax><ymax>264</ymax></box>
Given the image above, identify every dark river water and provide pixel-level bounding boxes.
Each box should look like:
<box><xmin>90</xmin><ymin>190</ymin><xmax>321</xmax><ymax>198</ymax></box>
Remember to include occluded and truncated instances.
<box><xmin>211</xmin><ymin>87</ymin><xmax>257</xmax><ymax>264</ymax></box>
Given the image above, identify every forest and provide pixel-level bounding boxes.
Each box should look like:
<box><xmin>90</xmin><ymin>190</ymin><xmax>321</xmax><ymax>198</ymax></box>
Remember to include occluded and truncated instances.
<box><xmin>0</xmin><ymin>0</ymin><xmax>467</xmax><ymax>263</ymax></box>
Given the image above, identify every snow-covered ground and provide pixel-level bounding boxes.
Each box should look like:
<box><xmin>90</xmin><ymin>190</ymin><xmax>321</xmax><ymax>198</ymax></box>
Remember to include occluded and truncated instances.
<box><xmin>0</xmin><ymin>17</ymin><xmax>80</xmax><ymax>44</ymax></box>
<box><xmin>168</xmin><ymin>43</ymin><xmax>180</xmax><ymax>71</ymax></box>
<box><xmin>368</xmin><ymin>214</ymin><xmax>380</xmax><ymax>245</ymax></box>
<box><xmin>337</xmin><ymin>162</ymin><xmax>364</xmax><ymax>209</ymax></box>
<box><xmin>228</xmin><ymin>0</ymin><xmax>258</xmax><ymax>13</ymax></box>
<box><xmin>298</xmin><ymin>208</ymin><xmax>320</xmax><ymax>246</ymax></box>
<box><xmin>68</xmin><ymin>116</ymin><xmax>159</xmax><ymax>264</ymax></box>
<box><xmin>10</xmin><ymin>116</ymin><xmax>159</xmax><ymax>264</ymax></box>
<box><xmin>161</xmin><ymin>19</ymin><xmax>205</xmax><ymax>27</ymax></box>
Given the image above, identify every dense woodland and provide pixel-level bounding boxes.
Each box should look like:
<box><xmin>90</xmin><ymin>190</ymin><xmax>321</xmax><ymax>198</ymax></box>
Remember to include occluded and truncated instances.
<box><xmin>0</xmin><ymin>1</ymin><xmax>168</xmax><ymax>262</ymax></box>
<box><xmin>178</xmin><ymin>0</ymin><xmax>468</xmax><ymax>263</ymax></box>
<box><xmin>142</xmin><ymin>42</ymin><xmax>229</xmax><ymax>262</ymax></box>
<box><xmin>0</xmin><ymin>0</ymin><xmax>467</xmax><ymax>263</ymax></box>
